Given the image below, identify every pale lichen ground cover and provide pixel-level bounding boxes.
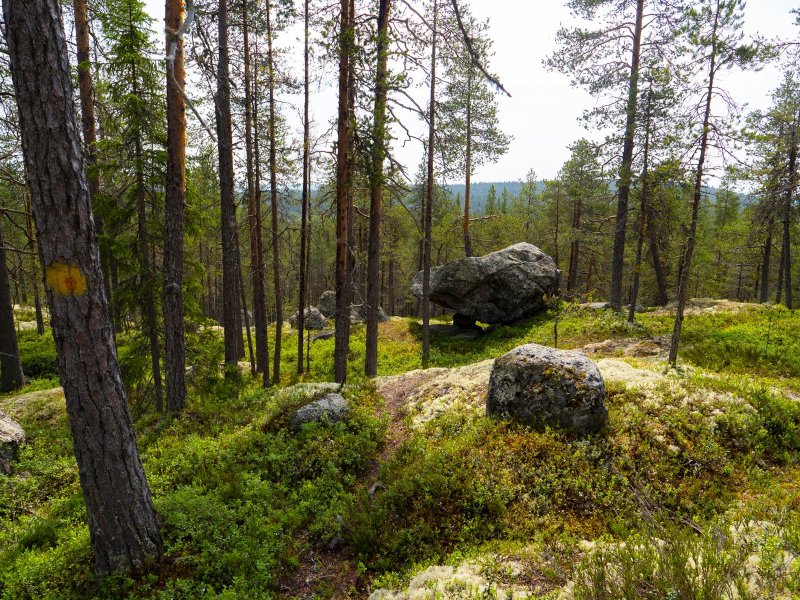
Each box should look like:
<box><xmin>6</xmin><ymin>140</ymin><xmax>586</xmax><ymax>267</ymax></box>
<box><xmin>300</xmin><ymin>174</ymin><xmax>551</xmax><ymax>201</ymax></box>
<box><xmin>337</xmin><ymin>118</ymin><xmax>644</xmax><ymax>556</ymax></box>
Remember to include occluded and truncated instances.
<box><xmin>370</xmin><ymin>335</ymin><xmax>800</xmax><ymax>600</ymax></box>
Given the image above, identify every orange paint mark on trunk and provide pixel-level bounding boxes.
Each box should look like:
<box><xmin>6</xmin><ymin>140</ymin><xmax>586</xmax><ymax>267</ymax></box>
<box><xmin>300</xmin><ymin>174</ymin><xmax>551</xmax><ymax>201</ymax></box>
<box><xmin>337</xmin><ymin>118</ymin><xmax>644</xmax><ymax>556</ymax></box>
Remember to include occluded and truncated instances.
<box><xmin>45</xmin><ymin>263</ymin><xmax>88</xmax><ymax>296</ymax></box>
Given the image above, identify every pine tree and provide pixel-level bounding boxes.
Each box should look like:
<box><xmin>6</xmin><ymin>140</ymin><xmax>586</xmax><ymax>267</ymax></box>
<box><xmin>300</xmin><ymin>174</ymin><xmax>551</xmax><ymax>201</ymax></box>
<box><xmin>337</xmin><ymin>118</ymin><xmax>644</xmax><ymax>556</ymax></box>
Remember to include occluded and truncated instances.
<box><xmin>3</xmin><ymin>0</ymin><xmax>162</xmax><ymax>571</ymax></box>
<box><xmin>97</xmin><ymin>0</ymin><xmax>166</xmax><ymax>409</ymax></box>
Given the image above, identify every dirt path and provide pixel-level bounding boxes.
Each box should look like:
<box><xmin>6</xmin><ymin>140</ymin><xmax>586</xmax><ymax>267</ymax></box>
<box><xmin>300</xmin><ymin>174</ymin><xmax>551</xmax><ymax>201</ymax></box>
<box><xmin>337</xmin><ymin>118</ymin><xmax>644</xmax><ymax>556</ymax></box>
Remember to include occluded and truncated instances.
<box><xmin>277</xmin><ymin>368</ymin><xmax>446</xmax><ymax>599</ymax></box>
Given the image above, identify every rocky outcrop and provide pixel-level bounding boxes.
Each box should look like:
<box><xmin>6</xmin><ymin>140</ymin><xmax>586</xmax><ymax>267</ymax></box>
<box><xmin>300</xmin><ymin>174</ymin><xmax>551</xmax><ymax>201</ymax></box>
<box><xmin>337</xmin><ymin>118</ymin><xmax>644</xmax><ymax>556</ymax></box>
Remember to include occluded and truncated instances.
<box><xmin>290</xmin><ymin>307</ymin><xmax>328</xmax><ymax>330</ymax></box>
<box><xmin>411</xmin><ymin>243</ymin><xmax>560</xmax><ymax>324</ymax></box>
<box><xmin>486</xmin><ymin>344</ymin><xmax>607</xmax><ymax>434</ymax></box>
<box><xmin>289</xmin><ymin>393</ymin><xmax>350</xmax><ymax>432</ymax></box>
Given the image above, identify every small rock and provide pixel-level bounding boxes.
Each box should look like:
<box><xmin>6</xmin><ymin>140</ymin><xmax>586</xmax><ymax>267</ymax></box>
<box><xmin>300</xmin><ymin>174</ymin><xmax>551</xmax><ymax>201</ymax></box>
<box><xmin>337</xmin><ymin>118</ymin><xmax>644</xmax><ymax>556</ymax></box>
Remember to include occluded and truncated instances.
<box><xmin>583</xmin><ymin>302</ymin><xmax>613</xmax><ymax>310</ymax></box>
<box><xmin>316</xmin><ymin>290</ymin><xmax>337</xmax><ymax>318</ymax></box>
<box><xmin>289</xmin><ymin>393</ymin><xmax>350</xmax><ymax>432</ymax></box>
<box><xmin>624</xmin><ymin>340</ymin><xmax>661</xmax><ymax>357</ymax></box>
<box><xmin>626</xmin><ymin>303</ymin><xmax>645</xmax><ymax>313</ymax></box>
<box><xmin>312</xmin><ymin>331</ymin><xmax>334</xmax><ymax>341</ymax></box>
<box><xmin>315</xmin><ymin>291</ymin><xmax>389</xmax><ymax>323</ymax></box>
<box><xmin>326</xmin><ymin>536</ymin><xmax>343</xmax><ymax>552</ymax></box>
<box><xmin>290</xmin><ymin>307</ymin><xmax>328</xmax><ymax>330</ymax></box>
<box><xmin>487</xmin><ymin>344</ymin><xmax>608</xmax><ymax>434</ymax></box>
<box><xmin>0</xmin><ymin>410</ymin><xmax>25</xmax><ymax>464</ymax></box>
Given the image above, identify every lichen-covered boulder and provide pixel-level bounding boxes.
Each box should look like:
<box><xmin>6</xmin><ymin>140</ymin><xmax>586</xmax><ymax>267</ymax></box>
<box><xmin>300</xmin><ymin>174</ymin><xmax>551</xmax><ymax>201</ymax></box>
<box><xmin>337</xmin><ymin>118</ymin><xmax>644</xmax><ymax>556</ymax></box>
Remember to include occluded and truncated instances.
<box><xmin>316</xmin><ymin>291</ymin><xmax>337</xmax><ymax>318</ymax></box>
<box><xmin>289</xmin><ymin>393</ymin><xmax>350</xmax><ymax>432</ymax></box>
<box><xmin>411</xmin><ymin>243</ymin><xmax>560</xmax><ymax>324</ymax></box>
<box><xmin>0</xmin><ymin>410</ymin><xmax>25</xmax><ymax>464</ymax></box>
<box><xmin>290</xmin><ymin>307</ymin><xmax>328</xmax><ymax>330</ymax></box>
<box><xmin>486</xmin><ymin>344</ymin><xmax>607</xmax><ymax>434</ymax></box>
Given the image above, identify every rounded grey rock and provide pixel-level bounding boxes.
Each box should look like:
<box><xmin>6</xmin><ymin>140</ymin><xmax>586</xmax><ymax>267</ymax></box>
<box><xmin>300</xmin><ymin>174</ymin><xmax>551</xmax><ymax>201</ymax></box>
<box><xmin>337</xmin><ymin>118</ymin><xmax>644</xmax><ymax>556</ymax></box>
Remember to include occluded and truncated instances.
<box><xmin>0</xmin><ymin>410</ymin><xmax>25</xmax><ymax>462</ymax></box>
<box><xmin>290</xmin><ymin>306</ymin><xmax>328</xmax><ymax>330</ymax></box>
<box><xmin>486</xmin><ymin>344</ymin><xmax>607</xmax><ymax>434</ymax></box>
<box><xmin>316</xmin><ymin>291</ymin><xmax>337</xmax><ymax>318</ymax></box>
<box><xmin>289</xmin><ymin>393</ymin><xmax>350</xmax><ymax>432</ymax></box>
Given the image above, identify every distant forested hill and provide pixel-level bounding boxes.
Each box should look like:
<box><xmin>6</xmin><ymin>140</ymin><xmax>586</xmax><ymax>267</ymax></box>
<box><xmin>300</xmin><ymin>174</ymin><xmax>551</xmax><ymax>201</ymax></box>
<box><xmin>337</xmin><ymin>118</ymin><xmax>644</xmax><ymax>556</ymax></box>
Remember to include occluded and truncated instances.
<box><xmin>445</xmin><ymin>181</ymin><xmax>546</xmax><ymax>213</ymax></box>
<box><xmin>444</xmin><ymin>181</ymin><xmax>753</xmax><ymax>215</ymax></box>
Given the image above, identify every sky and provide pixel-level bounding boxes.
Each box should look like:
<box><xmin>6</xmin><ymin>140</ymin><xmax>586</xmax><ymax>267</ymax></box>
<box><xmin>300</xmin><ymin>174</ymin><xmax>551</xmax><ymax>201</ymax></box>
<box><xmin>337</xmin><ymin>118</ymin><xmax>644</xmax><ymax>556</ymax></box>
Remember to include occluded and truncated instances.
<box><xmin>143</xmin><ymin>0</ymin><xmax>799</xmax><ymax>183</ymax></box>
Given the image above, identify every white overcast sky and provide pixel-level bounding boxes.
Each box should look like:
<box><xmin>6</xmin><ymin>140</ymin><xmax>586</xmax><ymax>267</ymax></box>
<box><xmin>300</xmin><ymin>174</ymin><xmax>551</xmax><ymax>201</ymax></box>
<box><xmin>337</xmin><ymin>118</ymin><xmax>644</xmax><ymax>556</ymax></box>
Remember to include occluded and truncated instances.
<box><xmin>143</xmin><ymin>0</ymin><xmax>799</xmax><ymax>182</ymax></box>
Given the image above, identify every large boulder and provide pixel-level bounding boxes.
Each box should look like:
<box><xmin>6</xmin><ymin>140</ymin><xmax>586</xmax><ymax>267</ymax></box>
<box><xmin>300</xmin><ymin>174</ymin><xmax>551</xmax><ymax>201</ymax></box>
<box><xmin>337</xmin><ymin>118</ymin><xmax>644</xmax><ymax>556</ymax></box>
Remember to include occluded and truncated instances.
<box><xmin>0</xmin><ymin>410</ymin><xmax>25</xmax><ymax>467</ymax></box>
<box><xmin>289</xmin><ymin>393</ymin><xmax>350</xmax><ymax>432</ymax></box>
<box><xmin>290</xmin><ymin>307</ymin><xmax>328</xmax><ymax>330</ymax></box>
<box><xmin>486</xmin><ymin>344</ymin><xmax>607</xmax><ymax>434</ymax></box>
<box><xmin>411</xmin><ymin>243</ymin><xmax>560</xmax><ymax>324</ymax></box>
<box><xmin>316</xmin><ymin>291</ymin><xmax>337</xmax><ymax>318</ymax></box>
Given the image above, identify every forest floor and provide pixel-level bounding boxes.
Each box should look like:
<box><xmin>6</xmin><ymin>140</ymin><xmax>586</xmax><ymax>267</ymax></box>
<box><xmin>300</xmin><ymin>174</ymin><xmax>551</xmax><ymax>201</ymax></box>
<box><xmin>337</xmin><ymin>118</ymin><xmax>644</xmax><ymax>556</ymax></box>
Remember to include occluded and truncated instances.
<box><xmin>1</xmin><ymin>300</ymin><xmax>800</xmax><ymax>599</ymax></box>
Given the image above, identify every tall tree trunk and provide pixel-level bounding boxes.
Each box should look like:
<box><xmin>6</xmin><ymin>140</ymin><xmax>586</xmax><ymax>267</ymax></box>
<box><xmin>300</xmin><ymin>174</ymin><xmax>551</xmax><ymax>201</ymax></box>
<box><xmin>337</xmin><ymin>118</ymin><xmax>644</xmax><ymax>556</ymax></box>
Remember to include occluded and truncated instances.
<box><xmin>236</xmin><ymin>228</ymin><xmax>255</xmax><ymax>373</ymax></box>
<box><xmin>365</xmin><ymin>0</ymin><xmax>391</xmax><ymax>377</ymax></box>
<box><xmin>0</xmin><ymin>221</ymin><xmax>23</xmax><ymax>392</ymax></box>
<box><xmin>135</xmin><ymin>150</ymin><xmax>163</xmax><ymax>411</ymax></box>
<box><xmin>24</xmin><ymin>193</ymin><xmax>45</xmax><ymax>334</ymax></box>
<box><xmin>646</xmin><ymin>203</ymin><xmax>668</xmax><ymax>305</ymax></box>
<box><xmin>759</xmin><ymin>223</ymin><xmax>773</xmax><ymax>303</ymax></box>
<box><xmin>669</xmin><ymin>3</ymin><xmax>718</xmax><ymax>366</ymax></box>
<box><xmin>629</xmin><ymin>92</ymin><xmax>652</xmax><ymax>322</ymax></box>
<box><xmin>334</xmin><ymin>0</ymin><xmax>354</xmax><ymax>383</ymax></box>
<box><xmin>609</xmin><ymin>0</ymin><xmax>644</xmax><ymax>308</ymax></box>
<box><xmin>3</xmin><ymin>0</ymin><xmax>161</xmax><ymax>571</ymax></box>
<box><xmin>463</xmin><ymin>69</ymin><xmax>473</xmax><ymax>258</ymax></box>
<box><xmin>781</xmin><ymin>113</ymin><xmax>797</xmax><ymax>309</ymax></box>
<box><xmin>265</xmin><ymin>0</ymin><xmax>283</xmax><ymax>384</ymax></box>
<box><xmin>243</xmin><ymin>0</ymin><xmax>267</xmax><ymax>379</ymax></box>
<box><xmin>72</xmin><ymin>0</ymin><xmax>112</xmax><ymax>313</ymax></box>
<box><xmin>553</xmin><ymin>184</ymin><xmax>560</xmax><ymax>267</ymax></box>
<box><xmin>567</xmin><ymin>196</ymin><xmax>582</xmax><ymax>293</ymax></box>
<box><xmin>297</xmin><ymin>0</ymin><xmax>311</xmax><ymax>375</ymax></box>
<box><xmin>422</xmin><ymin>0</ymin><xmax>437</xmax><ymax>365</ymax></box>
<box><xmin>164</xmin><ymin>0</ymin><xmax>187</xmax><ymax>412</ymax></box>
<box><xmin>216</xmin><ymin>0</ymin><xmax>242</xmax><ymax>375</ymax></box>
<box><xmin>252</xmin><ymin>27</ymin><xmax>270</xmax><ymax>387</ymax></box>
<box><xmin>131</xmin><ymin>47</ymin><xmax>162</xmax><ymax>411</ymax></box>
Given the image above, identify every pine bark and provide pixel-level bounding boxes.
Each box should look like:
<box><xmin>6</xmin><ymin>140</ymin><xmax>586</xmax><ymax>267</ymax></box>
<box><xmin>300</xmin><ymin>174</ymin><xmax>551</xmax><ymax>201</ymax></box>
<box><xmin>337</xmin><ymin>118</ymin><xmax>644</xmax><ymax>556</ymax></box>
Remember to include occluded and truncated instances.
<box><xmin>641</xmin><ymin>202</ymin><xmax>667</xmax><ymax>305</ymax></box>
<box><xmin>629</xmin><ymin>93</ymin><xmax>652</xmax><ymax>322</ymax></box>
<box><xmin>365</xmin><ymin>0</ymin><xmax>391</xmax><ymax>377</ymax></box>
<box><xmin>463</xmin><ymin>70</ymin><xmax>473</xmax><ymax>258</ymax></box>
<box><xmin>334</xmin><ymin>0</ymin><xmax>354</xmax><ymax>383</ymax></box>
<box><xmin>266</xmin><ymin>0</ymin><xmax>283</xmax><ymax>384</ymax></box>
<box><xmin>780</xmin><ymin>113</ymin><xmax>797</xmax><ymax>309</ymax></box>
<box><xmin>3</xmin><ymin>0</ymin><xmax>161</xmax><ymax>571</ymax></box>
<box><xmin>133</xmin><ymin>92</ymin><xmax>162</xmax><ymax>411</ymax></box>
<box><xmin>252</xmin><ymin>27</ymin><xmax>271</xmax><ymax>387</ymax></box>
<box><xmin>566</xmin><ymin>197</ymin><xmax>582</xmax><ymax>293</ymax></box>
<box><xmin>72</xmin><ymin>0</ymin><xmax>111</xmax><ymax>310</ymax></box>
<box><xmin>0</xmin><ymin>221</ymin><xmax>23</xmax><ymax>392</ymax></box>
<box><xmin>164</xmin><ymin>0</ymin><xmax>187</xmax><ymax>412</ymax></box>
<box><xmin>216</xmin><ymin>0</ymin><xmax>243</xmax><ymax>373</ymax></box>
<box><xmin>243</xmin><ymin>0</ymin><xmax>267</xmax><ymax>380</ymax></box>
<box><xmin>760</xmin><ymin>224</ymin><xmax>772</xmax><ymax>303</ymax></box>
<box><xmin>298</xmin><ymin>0</ymin><xmax>311</xmax><ymax>374</ymax></box>
<box><xmin>609</xmin><ymin>0</ymin><xmax>644</xmax><ymax>308</ymax></box>
<box><xmin>422</xmin><ymin>1</ymin><xmax>437</xmax><ymax>365</ymax></box>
